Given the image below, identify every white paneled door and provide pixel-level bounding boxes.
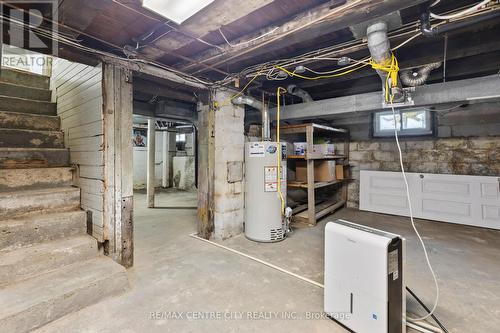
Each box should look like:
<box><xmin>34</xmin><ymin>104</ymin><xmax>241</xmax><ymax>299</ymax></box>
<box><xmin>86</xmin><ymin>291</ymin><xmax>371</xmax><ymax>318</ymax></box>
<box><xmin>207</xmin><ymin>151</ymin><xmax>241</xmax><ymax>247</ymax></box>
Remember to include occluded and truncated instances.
<box><xmin>360</xmin><ymin>171</ymin><xmax>500</xmax><ymax>230</ymax></box>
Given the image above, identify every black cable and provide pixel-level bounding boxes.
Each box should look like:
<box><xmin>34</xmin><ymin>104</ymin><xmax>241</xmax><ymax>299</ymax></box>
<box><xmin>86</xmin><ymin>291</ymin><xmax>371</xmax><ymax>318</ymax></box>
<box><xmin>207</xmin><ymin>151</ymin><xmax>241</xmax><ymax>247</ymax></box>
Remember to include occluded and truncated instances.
<box><xmin>406</xmin><ymin>287</ymin><xmax>450</xmax><ymax>333</ymax></box>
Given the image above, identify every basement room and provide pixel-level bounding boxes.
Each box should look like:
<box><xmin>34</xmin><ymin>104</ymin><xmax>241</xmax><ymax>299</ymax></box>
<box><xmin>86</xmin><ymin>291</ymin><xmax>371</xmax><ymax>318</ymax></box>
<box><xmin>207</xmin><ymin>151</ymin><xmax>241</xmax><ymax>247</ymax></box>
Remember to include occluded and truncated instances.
<box><xmin>0</xmin><ymin>1</ymin><xmax>499</xmax><ymax>333</ymax></box>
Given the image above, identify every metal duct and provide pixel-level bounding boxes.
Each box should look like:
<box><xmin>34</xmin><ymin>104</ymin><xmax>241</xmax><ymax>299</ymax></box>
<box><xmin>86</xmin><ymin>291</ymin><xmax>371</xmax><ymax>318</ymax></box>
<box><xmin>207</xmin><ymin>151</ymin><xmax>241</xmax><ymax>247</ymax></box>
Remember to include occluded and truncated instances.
<box><xmin>366</xmin><ymin>21</ymin><xmax>405</xmax><ymax>103</ymax></box>
<box><xmin>287</xmin><ymin>85</ymin><xmax>314</xmax><ymax>103</ymax></box>
<box><xmin>233</xmin><ymin>96</ymin><xmax>271</xmax><ymax>141</ymax></box>
<box><xmin>420</xmin><ymin>8</ymin><xmax>500</xmax><ymax>37</ymax></box>
<box><xmin>400</xmin><ymin>62</ymin><xmax>442</xmax><ymax>87</ymax></box>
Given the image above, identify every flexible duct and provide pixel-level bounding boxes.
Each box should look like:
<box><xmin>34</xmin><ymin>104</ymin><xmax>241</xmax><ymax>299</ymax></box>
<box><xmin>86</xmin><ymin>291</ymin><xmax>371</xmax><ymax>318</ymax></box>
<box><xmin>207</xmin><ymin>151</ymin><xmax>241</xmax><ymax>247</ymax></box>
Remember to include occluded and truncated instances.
<box><xmin>287</xmin><ymin>85</ymin><xmax>314</xmax><ymax>103</ymax></box>
<box><xmin>232</xmin><ymin>96</ymin><xmax>270</xmax><ymax>141</ymax></box>
<box><xmin>400</xmin><ymin>62</ymin><xmax>442</xmax><ymax>87</ymax></box>
<box><xmin>366</xmin><ymin>21</ymin><xmax>405</xmax><ymax>103</ymax></box>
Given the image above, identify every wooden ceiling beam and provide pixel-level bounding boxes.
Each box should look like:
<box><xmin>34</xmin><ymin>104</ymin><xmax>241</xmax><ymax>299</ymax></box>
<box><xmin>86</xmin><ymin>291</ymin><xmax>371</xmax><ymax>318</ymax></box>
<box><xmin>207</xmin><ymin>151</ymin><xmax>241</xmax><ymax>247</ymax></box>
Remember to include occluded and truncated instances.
<box><xmin>261</xmin><ymin>24</ymin><xmax>500</xmax><ymax>92</ymax></box>
<box><xmin>140</xmin><ymin>0</ymin><xmax>275</xmax><ymax>60</ymax></box>
<box><xmin>179</xmin><ymin>0</ymin><xmax>429</xmax><ymax>75</ymax></box>
<box><xmin>58</xmin><ymin>0</ymin><xmax>113</xmax><ymax>38</ymax></box>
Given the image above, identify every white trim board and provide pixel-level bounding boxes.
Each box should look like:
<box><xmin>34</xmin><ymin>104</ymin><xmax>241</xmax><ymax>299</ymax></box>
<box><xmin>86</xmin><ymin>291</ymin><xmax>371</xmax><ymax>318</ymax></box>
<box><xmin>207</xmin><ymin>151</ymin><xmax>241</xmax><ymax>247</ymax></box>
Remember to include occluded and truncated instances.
<box><xmin>360</xmin><ymin>171</ymin><xmax>500</xmax><ymax>230</ymax></box>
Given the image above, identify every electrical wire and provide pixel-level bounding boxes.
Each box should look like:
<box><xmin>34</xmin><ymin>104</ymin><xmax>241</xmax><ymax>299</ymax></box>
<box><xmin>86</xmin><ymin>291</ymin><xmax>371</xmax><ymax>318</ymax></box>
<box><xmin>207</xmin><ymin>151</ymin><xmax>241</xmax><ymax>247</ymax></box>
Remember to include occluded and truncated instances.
<box><xmin>389</xmin><ymin>95</ymin><xmax>440</xmax><ymax>322</ymax></box>
<box><xmin>430</xmin><ymin>0</ymin><xmax>491</xmax><ymax>20</ymax></box>
<box><xmin>275</xmin><ymin>63</ymin><xmax>369</xmax><ymax>81</ymax></box>
<box><xmin>406</xmin><ymin>287</ymin><xmax>450</xmax><ymax>333</ymax></box>
<box><xmin>214</xmin><ymin>66</ymin><xmax>267</xmax><ymax>108</ymax></box>
<box><xmin>219</xmin><ymin>26</ymin><xmax>280</xmax><ymax>48</ymax></box>
<box><xmin>0</xmin><ymin>14</ymin><xmax>213</xmax><ymax>87</ymax></box>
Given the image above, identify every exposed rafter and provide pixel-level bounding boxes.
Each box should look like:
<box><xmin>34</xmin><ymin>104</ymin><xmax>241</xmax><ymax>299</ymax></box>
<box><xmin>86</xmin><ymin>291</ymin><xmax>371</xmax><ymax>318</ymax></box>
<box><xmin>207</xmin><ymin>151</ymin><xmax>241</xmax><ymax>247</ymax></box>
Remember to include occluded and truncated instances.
<box><xmin>179</xmin><ymin>0</ymin><xmax>430</xmax><ymax>75</ymax></box>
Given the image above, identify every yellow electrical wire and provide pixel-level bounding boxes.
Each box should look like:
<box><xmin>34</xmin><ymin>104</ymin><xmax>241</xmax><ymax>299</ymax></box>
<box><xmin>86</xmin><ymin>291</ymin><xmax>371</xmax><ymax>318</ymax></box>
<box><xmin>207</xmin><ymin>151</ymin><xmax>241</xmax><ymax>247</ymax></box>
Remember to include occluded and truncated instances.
<box><xmin>369</xmin><ymin>53</ymin><xmax>400</xmax><ymax>102</ymax></box>
<box><xmin>215</xmin><ymin>67</ymin><xmax>266</xmax><ymax>109</ymax></box>
<box><xmin>276</xmin><ymin>87</ymin><xmax>287</xmax><ymax>215</ymax></box>
<box><xmin>275</xmin><ymin>63</ymin><xmax>369</xmax><ymax>80</ymax></box>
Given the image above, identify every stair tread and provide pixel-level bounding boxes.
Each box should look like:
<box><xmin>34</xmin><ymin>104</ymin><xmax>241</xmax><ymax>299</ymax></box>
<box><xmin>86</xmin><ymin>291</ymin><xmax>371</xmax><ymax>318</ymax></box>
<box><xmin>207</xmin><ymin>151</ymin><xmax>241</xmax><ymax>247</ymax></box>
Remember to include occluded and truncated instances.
<box><xmin>0</xmin><ymin>81</ymin><xmax>50</xmax><ymax>92</ymax></box>
<box><xmin>0</xmin><ymin>257</ymin><xmax>126</xmax><ymax>319</ymax></box>
<box><xmin>0</xmin><ymin>147</ymin><xmax>68</xmax><ymax>152</ymax></box>
<box><xmin>0</xmin><ymin>186</ymin><xmax>79</xmax><ymax>198</ymax></box>
<box><xmin>0</xmin><ymin>67</ymin><xmax>49</xmax><ymax>78</ymax></box>
<box><xmin>0</xmin><ymin>167</ymin><xmax>74</xmax><ymax>191</ymax></box>
<box><xmin>0</xmin><ymin>166</ymin><xmax>74</xmax><ymax>173</ymax></box>
<box><xmin>0</xmin><ymin>95</ymin><xmax>55</xmax><ymax>105</ymax></box>
<box><xmin>0</xmin><ymin>235</ymin><xmax>93</xmax><ymax>261</ymax></box>
<box><xmin>0</xmin><ymin>128</ymin><xmax>63</xmax><ymax>137</ymax></box>
<box><xmin>0</xmin><ymin>236</ymin><xmax>97</xmax><ymax>285</ymax></box>
<box><xmin>0</xmin><ymin>209</ymin><xmax>85</xmax><ymax>224</ymax></box>
<box><xmin>0</xmin><ymin>211</ymin><xmax>87</xmax><ymax>252</ymax></box>
<box><xmin>0</xmin><ymin>110</ymin><xmax>59</xmax><ymax>119</ymax></box>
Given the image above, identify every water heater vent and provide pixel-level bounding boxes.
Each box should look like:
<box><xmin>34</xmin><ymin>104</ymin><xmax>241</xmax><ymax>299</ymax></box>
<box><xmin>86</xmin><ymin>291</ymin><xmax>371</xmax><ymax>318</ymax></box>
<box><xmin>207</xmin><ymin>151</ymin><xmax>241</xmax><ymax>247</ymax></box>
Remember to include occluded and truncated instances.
<box><xmin>270</xmin><ymin>228</ymin><xmax>284</xmax><ymax>241</ymax></box>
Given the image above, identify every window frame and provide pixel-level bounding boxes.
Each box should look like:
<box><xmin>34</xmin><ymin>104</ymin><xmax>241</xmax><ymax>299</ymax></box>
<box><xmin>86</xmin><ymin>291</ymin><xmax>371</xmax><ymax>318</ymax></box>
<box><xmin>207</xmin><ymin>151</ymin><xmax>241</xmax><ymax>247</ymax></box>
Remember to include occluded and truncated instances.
<box><xmin>371</xmin><ymin>109</ymin><xmax>435</xmax><ymax>138</ymax></box>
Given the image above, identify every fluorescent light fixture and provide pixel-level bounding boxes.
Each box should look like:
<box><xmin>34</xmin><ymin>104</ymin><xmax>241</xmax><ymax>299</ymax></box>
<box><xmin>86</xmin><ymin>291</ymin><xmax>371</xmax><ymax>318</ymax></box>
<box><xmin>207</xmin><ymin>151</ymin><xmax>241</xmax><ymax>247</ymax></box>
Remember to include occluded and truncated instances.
<box><xmin>142</xmin><ymin>0</ymin><xmax>215</xmax><ymax>24</ymax></box>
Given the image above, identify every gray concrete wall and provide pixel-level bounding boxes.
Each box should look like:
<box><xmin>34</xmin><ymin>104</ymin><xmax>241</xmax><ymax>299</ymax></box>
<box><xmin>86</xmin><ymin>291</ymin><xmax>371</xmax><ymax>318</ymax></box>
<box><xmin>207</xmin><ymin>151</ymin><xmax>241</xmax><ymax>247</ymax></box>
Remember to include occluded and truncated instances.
<box><xmin>335</xmin><ymin>102</ymin><xmax>500</xmax><ymax>208</ymax></box>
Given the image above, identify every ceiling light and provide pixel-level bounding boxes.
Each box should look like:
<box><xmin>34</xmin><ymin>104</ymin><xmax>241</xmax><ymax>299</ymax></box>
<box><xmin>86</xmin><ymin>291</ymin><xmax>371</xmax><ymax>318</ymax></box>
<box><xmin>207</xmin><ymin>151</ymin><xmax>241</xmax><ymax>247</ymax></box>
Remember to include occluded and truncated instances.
<box><xmin>142</xmin><ymin>0</ymin><xmax>215</xmax><ymax>25</ymax></box>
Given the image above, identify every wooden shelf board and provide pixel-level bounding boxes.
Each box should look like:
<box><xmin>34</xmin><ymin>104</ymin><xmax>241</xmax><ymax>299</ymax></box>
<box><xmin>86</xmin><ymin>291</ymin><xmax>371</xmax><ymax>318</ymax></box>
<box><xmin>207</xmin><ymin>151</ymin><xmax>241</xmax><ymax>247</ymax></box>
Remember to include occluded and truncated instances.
<box><xmin>288</xmin><ymin>179</ymin><xmax>346</xmax><ymax>189</ymax></box>
<box><xmin>288</xmin><ymin>155</ymin><xmax>346</xmax><ymax>160</ymax></box>
<box><xmin>292</xmin><ymin>199</ymin><xmax>346</xmax><ymax>225</ymax></box>
<box><xmin>280</xmin><ymin>123</ymin><xmax>348</xmax><ymax>134</ymax></box>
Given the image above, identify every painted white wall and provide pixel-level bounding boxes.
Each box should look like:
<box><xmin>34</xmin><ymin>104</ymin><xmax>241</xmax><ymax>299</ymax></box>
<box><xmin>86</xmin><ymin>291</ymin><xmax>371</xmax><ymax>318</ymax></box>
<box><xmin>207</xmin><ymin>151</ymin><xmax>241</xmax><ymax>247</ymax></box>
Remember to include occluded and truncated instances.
<box><xmin>133</xmin><ymin>131</ymin><xmax>164</xmax><ymax>189</ymax></box>
<box><xmin>51</xmin><ymin>57</ymin><xmax>104</xmax><ymax>240</ymax></box>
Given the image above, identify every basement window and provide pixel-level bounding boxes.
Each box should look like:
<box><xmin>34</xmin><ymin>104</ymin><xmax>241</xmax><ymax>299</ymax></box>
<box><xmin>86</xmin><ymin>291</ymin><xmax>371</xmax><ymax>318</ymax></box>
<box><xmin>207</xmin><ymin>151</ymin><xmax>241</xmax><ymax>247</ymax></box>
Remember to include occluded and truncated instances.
<box><xmin>373</xmin><ymin>109</ymin><xmax>434</xmax><ymax>137</ymax></box>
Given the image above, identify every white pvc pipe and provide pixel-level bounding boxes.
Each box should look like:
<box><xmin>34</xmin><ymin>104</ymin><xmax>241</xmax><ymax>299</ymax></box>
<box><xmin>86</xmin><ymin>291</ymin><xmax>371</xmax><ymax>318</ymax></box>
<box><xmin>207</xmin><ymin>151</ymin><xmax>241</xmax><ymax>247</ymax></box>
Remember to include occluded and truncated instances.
<box><xmin>430</xmin><ymin>0</ymin><xmax>490</xmax><ymax>20</ymax></box>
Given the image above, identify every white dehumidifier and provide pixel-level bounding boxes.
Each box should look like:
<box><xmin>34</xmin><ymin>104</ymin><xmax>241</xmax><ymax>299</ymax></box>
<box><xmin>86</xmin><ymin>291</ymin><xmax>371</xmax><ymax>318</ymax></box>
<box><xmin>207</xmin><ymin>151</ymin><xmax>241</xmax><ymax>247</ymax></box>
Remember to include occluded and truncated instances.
<box><xmin>324</xmin><ymin>219</ymin><xmax>406</xmax><ymax>333</ymax></box>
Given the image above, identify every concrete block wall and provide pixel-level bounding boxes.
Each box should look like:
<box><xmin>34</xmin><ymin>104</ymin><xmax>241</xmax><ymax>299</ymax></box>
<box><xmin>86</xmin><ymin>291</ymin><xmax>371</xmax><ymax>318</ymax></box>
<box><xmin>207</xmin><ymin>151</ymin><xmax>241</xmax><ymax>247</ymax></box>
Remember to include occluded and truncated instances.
<box><xmin>213</xmin><ymin>91</ymin><xmax>245</xmax><ymax>240</ymax></box>
<box><xmin>347</xmin><ymin>137</ymin><xmax>500</xmax><ymax>208</ymax></box>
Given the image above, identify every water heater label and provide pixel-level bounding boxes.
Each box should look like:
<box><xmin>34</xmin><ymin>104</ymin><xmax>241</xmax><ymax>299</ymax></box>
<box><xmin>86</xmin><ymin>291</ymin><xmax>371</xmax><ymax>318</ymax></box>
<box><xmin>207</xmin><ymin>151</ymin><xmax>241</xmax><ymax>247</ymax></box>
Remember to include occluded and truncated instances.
<box><xmin>249</xmin><ymin>143</ymin><xmax>265</xmax><ymax>157</ymax></box>
<box><xmin>264</xmin><ymin>166</ymin><xmax>286</xmax><ymax>192</ymax></box>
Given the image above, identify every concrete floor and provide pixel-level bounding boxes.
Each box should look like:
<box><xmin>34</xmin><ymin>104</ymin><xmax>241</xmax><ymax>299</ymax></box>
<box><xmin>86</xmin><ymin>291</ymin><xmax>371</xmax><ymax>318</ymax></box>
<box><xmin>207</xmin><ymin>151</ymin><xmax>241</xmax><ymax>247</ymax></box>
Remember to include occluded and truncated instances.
<box><xmin>36</xmin><ymin>190</ymin><xmax>500</xmax><ymax>333</ymax></box>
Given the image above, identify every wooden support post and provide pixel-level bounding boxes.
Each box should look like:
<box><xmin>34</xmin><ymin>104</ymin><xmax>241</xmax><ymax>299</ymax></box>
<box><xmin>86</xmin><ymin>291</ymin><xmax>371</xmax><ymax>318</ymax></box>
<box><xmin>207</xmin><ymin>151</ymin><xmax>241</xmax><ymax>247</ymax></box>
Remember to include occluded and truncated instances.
<box><xmin>197</xmin><ymin>95</ymin><xmax>215</xmax><ymax>239</ymax></box>
<box><xmin>103</xmin><ymin>63</ymin><xmax>134</xmax><ymax>267</ymax></box>
<box><xmin>162</xmin><ymin>131</ymin><xmax>168</xmax><ymax>188</ymax></box>
<box><xmin>306</xmin><ymin>125</ymin><xmax>316</xmax><ymax>226</ymax></box>
<box><xmin>147</xmin><ymin>118</ymin><xmax>156</xmax><ymax>208</ymax></box>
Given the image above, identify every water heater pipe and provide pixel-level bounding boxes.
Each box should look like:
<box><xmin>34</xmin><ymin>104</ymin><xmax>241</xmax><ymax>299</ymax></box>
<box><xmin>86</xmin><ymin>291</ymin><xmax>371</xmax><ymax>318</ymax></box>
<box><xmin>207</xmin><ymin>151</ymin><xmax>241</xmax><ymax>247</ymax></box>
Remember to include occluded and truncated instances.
<box><xmin>232</xmin><ymin>95</ymin><xmax>271</xmax><ymax>141</ymax></box>
<box><xmin>287</xmin><ymin>84</ymin><xmax>314</xmax><ymax>103</ymax></box>
<box><xmin>367</xmin><ymin>21</ymin><xmax>405</xmax><ymax>103</ymax></box>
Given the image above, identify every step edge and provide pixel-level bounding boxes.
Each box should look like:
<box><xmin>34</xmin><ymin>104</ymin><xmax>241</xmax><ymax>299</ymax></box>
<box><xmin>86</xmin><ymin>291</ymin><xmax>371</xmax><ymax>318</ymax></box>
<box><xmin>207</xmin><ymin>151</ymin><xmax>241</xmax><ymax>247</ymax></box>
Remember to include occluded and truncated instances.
<box><xmin>0</xmin><ymin>236</ymin><xmax>98</xmax><ymax>285</ymax></box>
<box><xmin>0</xmin><ymin>68</ymin><xmax>50</xmax><ymax>79</ymax></box>
<box><xmin>0</xmin><ymin>110</ymin><xmax>59</xmax><ymax>120</ymax></box>
<box><xmin>0</xmin><ymin>186</ymin><xmax>80</xmax><ymax>198</ymax></box>
<box><xmin>0</xmin><ymin>128</ymin><xmax>64</xmax><ymax>135</ymax></box>
<box><xmin>0</xmin><ymin>81</ymin><xmax>51</xmax><ymax>93</ymax></box>
<box><xmin>0</xmin><ymin>95</ymin><xmax>56</xmax><ymax>105</ymax></box>
<box><xmin>0</xmin><ymin>257</ymin><xmax>127</xmax><ymax>319</ymax></box>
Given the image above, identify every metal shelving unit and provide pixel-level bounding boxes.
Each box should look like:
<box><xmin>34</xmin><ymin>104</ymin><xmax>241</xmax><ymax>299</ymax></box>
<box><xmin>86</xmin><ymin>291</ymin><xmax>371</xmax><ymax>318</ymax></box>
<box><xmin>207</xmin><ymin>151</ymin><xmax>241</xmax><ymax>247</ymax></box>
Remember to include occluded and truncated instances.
<box><xmin>280</xmin><ymin>123</ymin><xmax>350</xmax><ymax>226</ymax></box>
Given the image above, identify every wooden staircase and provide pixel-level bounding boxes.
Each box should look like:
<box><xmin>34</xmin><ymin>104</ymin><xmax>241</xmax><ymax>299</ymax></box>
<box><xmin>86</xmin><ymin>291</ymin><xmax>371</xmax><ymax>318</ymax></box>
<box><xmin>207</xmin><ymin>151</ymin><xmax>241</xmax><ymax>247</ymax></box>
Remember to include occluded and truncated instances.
<box><xmin>0</xmin><ymin>68</ymin><xmax>128</xmax><ymax>333</ymax></box>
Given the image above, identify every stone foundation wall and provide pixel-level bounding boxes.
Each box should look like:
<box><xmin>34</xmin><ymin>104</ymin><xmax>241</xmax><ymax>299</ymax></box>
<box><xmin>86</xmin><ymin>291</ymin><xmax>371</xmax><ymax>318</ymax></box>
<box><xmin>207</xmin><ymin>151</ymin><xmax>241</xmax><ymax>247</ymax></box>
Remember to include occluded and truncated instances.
<box><xmin>213</xmin><ymin>91</ymin><xmax>245</xmax><ymax>240</ymax></box>
<box><xmin>347</xmin><ymin>137</ymin><xmax>500</xmax><ymax>208</ymax></box>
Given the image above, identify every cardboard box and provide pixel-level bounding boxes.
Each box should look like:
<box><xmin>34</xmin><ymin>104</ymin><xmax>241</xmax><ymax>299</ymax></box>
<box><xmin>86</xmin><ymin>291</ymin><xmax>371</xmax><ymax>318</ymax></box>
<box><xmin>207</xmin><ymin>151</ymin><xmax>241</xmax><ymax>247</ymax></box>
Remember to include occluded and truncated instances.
<box><xmin>295</xmin><ymin>161</ymin><xmax>337</xmax><ymax>182</ymax></box>
<box><xmin>313</xmin><ymin>144</ymin><xmax>335</xmax><ymax>156</ymax></box>
<box><xmin>336</xmin><ymin>165</ymin><xmax>345</xmax><ymax>180</ymax></box>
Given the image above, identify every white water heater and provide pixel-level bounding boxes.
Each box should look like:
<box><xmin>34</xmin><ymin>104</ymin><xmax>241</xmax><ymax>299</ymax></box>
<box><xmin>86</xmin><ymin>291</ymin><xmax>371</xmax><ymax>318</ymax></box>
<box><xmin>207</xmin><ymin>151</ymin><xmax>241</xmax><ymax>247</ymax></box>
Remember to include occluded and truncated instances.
<box><xmin>325</xmin><ymin>219</ymin><xmax>406</xmax><ymax>333</ymax></box>
<box><xmin>245</xmin><ymin>141</ymin><xmax>287</xmax><ymax>242</ymax></box>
